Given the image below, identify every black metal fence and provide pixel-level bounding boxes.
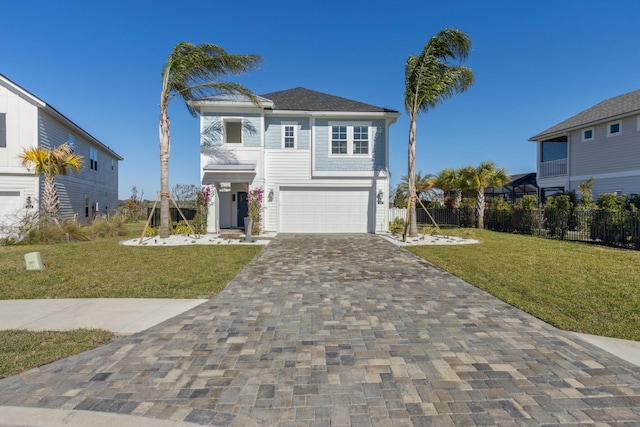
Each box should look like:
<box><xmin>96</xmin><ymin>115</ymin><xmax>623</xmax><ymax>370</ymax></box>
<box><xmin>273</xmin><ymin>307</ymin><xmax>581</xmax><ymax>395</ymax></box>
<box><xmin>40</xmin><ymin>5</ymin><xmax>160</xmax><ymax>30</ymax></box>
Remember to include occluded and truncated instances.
<box><xmin>147</xmin><ymin>208</ymin><xmax>197</xmax><ymax>227</ymax></box>
<box><xmin>484</xmin><ymin>208</ymin><xmax>640</xmax><ymax>250</ymax></box>
<box><xmin>406</xmin><ymin>206</ymin><xmax>640</xmax><ymax>250</ymax></box>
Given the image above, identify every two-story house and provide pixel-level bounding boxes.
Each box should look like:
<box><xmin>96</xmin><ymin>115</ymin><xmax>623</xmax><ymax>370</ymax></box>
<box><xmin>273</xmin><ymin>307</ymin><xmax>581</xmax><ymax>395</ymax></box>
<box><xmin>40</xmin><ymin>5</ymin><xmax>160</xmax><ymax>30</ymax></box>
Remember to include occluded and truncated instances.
<box><xmin>189</xmin><ymin>87</ymin><xmax>400</xmax><ymax>234</ymax></box>
<box><xmin>0</xmin><ymin>73</ymin><xmax>122</xmax><ymax>233</ymax></box>
<box><xmin>530</xmin><ymin>89</ymin><xmax>640</xmax><ymax>201</ymax></box>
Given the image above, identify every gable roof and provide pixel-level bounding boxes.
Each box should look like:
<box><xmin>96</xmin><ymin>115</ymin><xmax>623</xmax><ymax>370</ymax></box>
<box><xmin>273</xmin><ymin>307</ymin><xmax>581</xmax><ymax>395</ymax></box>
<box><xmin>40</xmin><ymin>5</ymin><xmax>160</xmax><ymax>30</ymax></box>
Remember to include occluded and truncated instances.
<box><xmin>530</xmin><ymin>89</ymin><xmax>640</xmax><ymax>141</ymax></box>
<box><xmin>0</xmin><ymin>73</ymin><xmax>123</xmax><ymax>160</ymax></box>
<box><xmin>260</xmin><ymin>87</ymin><xmax>399</xmax><ymax>113</ymax></box>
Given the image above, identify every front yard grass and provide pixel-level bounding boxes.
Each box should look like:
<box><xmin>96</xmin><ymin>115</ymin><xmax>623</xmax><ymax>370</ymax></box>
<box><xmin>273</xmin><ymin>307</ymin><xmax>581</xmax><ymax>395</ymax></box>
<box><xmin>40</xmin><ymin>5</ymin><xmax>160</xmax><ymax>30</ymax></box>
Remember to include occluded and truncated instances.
<box><xmin>0</xmin><ymin>229</ymin><xmax>262</xmax><ymax>299</ymax></box>
<box><xmin>0</xmin><ymin>223</ymin><xmax>262</xmax><ymax>377</ymax></box>
<box><xmin>408</xmin><ymin>229</ymin><xmax>640</xmax><ymax>341</ymax></box>
<box><xmin>0</xmin><ymin>329</ymin><xmax>113</xmax><ymax>378</ymax></box>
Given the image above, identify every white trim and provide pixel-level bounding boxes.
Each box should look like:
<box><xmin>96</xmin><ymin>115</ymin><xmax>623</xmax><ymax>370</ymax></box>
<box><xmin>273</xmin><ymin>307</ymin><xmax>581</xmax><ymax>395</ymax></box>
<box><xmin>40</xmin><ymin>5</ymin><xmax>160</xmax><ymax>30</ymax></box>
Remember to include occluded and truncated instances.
<box><xmin>312</xmin><ymin>170</ymin><xmax>382</xmax><ymax>178</ymax></box>
<box><xmin>570</xmin><ymin>169</ymin><xmax>640</xmax><ymax>182</ymax></box>
<box><xmin>281</xmin><ymin>122</ymin><xmax>297</xmax><ymax>149</ymax></box>
<box><xmin>581</xmin><ymin>127</ymin><xmax>594</xmax><ymax>142</ymax></box>
<box><xmin>607</xmin><ymin>120</ymin><xmax>622</xmax><ymax>137</ymax></box>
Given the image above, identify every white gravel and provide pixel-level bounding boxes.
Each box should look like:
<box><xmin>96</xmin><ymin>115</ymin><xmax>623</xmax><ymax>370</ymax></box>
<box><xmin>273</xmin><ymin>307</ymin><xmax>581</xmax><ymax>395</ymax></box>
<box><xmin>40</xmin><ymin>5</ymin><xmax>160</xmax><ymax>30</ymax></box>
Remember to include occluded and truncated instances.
<box><xmin>380</xmin><ymin>233</ymin><xmax>480</xmax><ymax>246</ymax></box>
<box><xmin>120</xmin><ymin>234</ymin><xmax>271</xmax><ymax>246</ymax></box>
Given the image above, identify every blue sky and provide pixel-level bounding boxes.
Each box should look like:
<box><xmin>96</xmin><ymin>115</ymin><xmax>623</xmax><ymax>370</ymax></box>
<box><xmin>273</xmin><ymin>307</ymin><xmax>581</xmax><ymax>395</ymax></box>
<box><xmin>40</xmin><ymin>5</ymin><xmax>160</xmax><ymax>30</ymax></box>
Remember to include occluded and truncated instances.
<box><xmin>3</xmin><ymin>0</ymin><xmax>639</xmax><ymax>199</ymax></box>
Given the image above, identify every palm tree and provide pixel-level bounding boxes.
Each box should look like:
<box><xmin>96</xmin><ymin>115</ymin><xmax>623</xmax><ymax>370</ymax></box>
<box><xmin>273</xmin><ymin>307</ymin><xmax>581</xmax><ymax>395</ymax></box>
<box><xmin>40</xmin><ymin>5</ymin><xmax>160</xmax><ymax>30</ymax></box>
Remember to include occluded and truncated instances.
<box><xmin>404</xmin><ymin>29</ymin><xmax>474</xmax><ymax>237</ymax></box>
<box><xmin>159</xmin><ymin>42</ymin><xmax>262</xmax><ymax>238</ymax></box>
<box><xmin>463</xmin><ymin>161</ymin><xmax>510</xmax><ymax>229</ymax></box>
<box><xmin>399</xmin><ymin>171</ymin><xmax>437</xmax><ymax>203</ymax></box>
<box><xmin>19</xmin><ymin>142</ymin><xmax>83</xmax><ymax>223</ymax></box>
<box><xmin>432</xmin><ymin>167</ymin><xmax>470</xmax><ymax>212</ymax></box>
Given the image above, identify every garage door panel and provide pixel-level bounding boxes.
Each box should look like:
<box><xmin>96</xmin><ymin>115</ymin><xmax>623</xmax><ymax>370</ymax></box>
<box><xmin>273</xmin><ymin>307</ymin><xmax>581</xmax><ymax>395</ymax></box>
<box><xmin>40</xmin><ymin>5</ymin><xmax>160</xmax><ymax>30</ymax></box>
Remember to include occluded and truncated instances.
<box><xmin>280</xmin><ymin>187</ymin><xmax>371</xmax><ymax>233</ymax></box>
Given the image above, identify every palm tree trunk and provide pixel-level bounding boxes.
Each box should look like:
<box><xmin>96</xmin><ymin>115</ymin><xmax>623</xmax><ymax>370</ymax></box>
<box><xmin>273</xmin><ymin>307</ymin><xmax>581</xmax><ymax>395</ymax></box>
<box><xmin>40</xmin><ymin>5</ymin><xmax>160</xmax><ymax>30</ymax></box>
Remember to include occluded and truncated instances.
<box><xmin>454</xmin><ymin>190</ymin><xmax>462</xmax><ymax>212</ymax></box>
<box><xmin>159</xmin><ymin>98</ymin><xmax>171</xmax><ymax>239</ymax></box>
<box><xmin>476</xmin><ymin>188</ymin><xmax>485</xmax><ymax>229</ymax></box>
<box><xmin>43</xmin><ymin>175</ymin><xmax>59</xmax><ymax>222</ymax></box>
<box><xmin>407</xmin><ymin>111</ymin><xmax>418</xmax><ymax>237</ymax></box>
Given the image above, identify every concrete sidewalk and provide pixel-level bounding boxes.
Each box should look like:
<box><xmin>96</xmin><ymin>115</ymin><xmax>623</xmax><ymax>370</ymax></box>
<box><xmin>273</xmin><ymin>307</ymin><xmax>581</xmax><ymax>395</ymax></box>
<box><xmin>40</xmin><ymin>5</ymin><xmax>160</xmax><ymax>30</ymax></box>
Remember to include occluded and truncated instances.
<box><xmin>0</xmin><ymin>299</ymin><xmax>207</xmax><ymax>334</ymax></box>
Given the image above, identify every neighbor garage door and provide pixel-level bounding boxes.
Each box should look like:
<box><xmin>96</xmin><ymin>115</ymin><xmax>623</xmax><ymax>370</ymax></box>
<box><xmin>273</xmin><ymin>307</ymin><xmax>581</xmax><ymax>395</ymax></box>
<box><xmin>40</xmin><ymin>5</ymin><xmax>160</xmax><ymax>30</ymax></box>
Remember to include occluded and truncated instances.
<box><xmin>280</xmin><ymin>187</ymin><xmax>372</xmax><ymax>233</ymax></box>
<box><xmin>0</xmin><ymin>191</ymin><xmax>22</xmax><ymax>226</ymax></box>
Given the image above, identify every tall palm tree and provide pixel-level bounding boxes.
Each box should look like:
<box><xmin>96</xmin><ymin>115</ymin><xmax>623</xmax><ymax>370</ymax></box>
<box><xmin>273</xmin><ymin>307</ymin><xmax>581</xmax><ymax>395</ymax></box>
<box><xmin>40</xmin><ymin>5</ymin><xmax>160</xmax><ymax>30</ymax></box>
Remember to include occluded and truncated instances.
<box><xmin>19</xmin><ymin>142</ymin><xmax>83</xmax><ymax>223</ymax></box>
<box><xmin>404</xmin><ymin>29</ymin><xmax>474</xmax><ymax>236</ymax></box>
<box><xmin>159</xmin><ymin>42</ymin><xmax>262</xmax><ymax>238</ymax></box>
<box><xmin>463</xmin><ymin>161</ymin><xmax>510</xmax><ymax>229</ymax></box>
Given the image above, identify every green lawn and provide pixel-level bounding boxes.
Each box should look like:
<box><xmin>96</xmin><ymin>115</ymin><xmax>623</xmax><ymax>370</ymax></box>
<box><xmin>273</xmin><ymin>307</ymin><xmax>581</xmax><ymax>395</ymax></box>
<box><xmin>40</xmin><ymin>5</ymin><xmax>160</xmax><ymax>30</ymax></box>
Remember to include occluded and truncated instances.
<box><xmin>0</xmin><ymin>329</ymin><xmax>113</xmax><ymax>378</ymax></box>
<box><xmin>0</xmin><ymin>229</ymin><xmax>262</xmax><ymax>299</ymax></box>
<box><xmin>408</xmin><ymin>229</ymin><xmax>640</xmax><ymax>341</ymax></box>
<box><xmin>0</xmin><ymin>223</ymin><xmax>262</xmax><ymax>377</ymax></box>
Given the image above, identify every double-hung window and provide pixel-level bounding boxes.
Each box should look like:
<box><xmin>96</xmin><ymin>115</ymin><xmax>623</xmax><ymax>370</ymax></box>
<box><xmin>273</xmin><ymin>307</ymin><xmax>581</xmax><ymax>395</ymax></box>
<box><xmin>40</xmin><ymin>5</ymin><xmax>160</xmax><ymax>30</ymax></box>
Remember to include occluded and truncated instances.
<box><xmin>331</xmin><ymin>126</ymin><xmax>348</xmax><ymax>154</ymax></box>
<box><xmin>0</xmin><ymin>113</ymin><xmax>6</xmax><ymax>148</ymax></box>
<box><xmin>353</xmin><ymin>126</ymin><xmax>369</xmax><ymax>154</ymax></box>
<box><xmin>90</xmin><ymin>147</ymin><xmax>98</xmax><ymax>171</ymax></box>
<box><xmin>283</xmin><ymin>124</ymin><xmax>296</xmax><ymax>148</ymax></box>
<box><xmin>330</xmin><ymin>123</ymin><xmax>371</xmax><ymax>156</ymax></box>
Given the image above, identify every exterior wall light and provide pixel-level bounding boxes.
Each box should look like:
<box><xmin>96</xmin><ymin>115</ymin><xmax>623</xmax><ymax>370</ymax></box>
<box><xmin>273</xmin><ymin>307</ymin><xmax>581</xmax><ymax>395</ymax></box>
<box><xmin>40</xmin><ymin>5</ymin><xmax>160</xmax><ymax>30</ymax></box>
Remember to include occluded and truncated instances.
<box><xmin>268</xmin><ymin>189</ymin><xmax>274</xmax><ymax>202</ymax></box>
<box><xmin>377</xmin><ymin>190</ymin><xmax>384</xmax><ymax>205</ymax></box>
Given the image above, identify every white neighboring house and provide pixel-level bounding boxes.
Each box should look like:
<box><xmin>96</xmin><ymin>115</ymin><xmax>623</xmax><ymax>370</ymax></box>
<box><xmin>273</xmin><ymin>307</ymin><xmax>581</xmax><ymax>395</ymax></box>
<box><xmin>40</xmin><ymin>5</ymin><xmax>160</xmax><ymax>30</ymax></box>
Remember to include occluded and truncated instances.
<box><xmin>189</xmin><ymin>87</ymin><xmax>400</xmax><ymax>234</ymax></box>
<box><xmin>0</xmin><ymin>73</ymin><xmax>122</xmax><ymax>235</ymax></box>
<box><xmin>530</xmin><ymin>89</ymin><xmax>640</xmax><ymax>201</ymax></box>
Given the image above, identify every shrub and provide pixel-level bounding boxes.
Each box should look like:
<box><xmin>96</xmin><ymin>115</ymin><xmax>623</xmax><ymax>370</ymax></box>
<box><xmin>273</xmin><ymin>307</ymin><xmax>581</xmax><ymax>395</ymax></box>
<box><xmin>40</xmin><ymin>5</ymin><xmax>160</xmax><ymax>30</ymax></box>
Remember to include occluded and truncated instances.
<box><xmin>173</xmin><ymin>221</ymin><xmax>192</xmax><ymax>235</ymax></box>
<box><xmin>90</xmin><ymin>215</ymin><xmax>127</xmax><ymax>238</ymax></box>
<box><xmin>24</xmin><ymin>220</ymin><xmax>91</xmax><ymax>244</ymax></box>
<box><xmin>389</xmin><ymin>217</ymin><xmax>405</xmax><ymax>235</ymax></box>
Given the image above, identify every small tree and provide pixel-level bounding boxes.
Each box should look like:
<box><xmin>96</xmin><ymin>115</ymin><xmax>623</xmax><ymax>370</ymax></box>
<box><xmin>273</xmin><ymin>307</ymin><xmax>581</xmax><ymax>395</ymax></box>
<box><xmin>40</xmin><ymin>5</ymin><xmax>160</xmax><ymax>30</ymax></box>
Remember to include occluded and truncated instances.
<box><xmin>126</xmin><ymin>186</ymin><xmax>145</xmax><ymax>220</ymax></box>
<box><xmin>392</xmin><ymin>186</ymin><xmax>407</xmax><ymax>208</ymax></box>
<box><xmin>463</xmin><ymin>161</ymin><xmax>509</xmax><ymax>229</ymax></box>
<box><xmin>171</xmin><ymin>184</ymin><xmax>198</xmax><ymax>209</ymax></box>
<box><xmin>19</xmin><ymin>142</ymin><xmax>83</xmax><ymax>224</ymax></box>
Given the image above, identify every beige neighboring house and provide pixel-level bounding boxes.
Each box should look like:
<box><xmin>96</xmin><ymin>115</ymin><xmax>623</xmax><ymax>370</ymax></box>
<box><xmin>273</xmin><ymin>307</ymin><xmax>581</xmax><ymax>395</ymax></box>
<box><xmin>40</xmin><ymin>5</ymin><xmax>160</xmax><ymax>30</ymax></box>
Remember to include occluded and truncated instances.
<box><xmin>530</xmin><ymin>89</ymin><xmax>640</xmax><ymax>201</ymax></box>
<box><xmin>0</xmin><ymin>73</ymin><xmax>122</xmax><ymax>236</ymax></box>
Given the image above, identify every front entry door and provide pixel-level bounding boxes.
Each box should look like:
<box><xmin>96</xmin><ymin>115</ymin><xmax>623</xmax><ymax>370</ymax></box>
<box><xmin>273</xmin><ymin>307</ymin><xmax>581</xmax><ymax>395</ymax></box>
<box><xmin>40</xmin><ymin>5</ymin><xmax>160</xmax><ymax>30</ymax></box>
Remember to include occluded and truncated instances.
<box><xmin>237</xmin><ymin>191</ymin><xmax>248</xmax><ymax>228</ymax></box>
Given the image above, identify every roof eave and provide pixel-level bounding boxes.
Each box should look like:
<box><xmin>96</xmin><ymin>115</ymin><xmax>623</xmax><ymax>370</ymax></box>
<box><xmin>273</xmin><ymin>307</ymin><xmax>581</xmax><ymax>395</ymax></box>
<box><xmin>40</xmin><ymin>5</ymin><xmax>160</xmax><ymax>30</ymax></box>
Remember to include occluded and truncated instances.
<box><xmin>529</xmin><ymin>109</ymin><xmax>640</xmax><ymax>142</ymax></box>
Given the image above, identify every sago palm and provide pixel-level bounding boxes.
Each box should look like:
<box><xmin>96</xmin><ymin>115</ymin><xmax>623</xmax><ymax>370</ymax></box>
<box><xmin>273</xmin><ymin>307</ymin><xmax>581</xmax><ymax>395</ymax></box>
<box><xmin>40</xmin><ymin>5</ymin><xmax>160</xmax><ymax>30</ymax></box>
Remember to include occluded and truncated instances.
<box><xmin>404</xmin><ymin>28</ymin><xmax>474</xmax><ymax>236</ymax></box>
<box><xmin>19</xmin><ymin>142</ymin><xmax>83</xmax><ymax>222</ymax></box>
<box><xmin>159</xmin><ymin>42</ymin><xmax>262</xmax><ymax>238</ymax></box>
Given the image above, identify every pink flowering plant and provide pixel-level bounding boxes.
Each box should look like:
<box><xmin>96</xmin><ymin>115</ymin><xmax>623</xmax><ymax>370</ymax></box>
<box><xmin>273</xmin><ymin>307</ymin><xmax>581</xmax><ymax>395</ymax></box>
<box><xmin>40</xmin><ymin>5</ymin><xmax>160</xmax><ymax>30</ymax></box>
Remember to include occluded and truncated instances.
<box><xmin>245</xmin><ymin>185</ymin><xmax>263</xmax><ymax>235</ymax></box>
<box><xmin>193</xmin><ymin>185</ymin><xmax>213</xmax><ymax>234</ymax></box>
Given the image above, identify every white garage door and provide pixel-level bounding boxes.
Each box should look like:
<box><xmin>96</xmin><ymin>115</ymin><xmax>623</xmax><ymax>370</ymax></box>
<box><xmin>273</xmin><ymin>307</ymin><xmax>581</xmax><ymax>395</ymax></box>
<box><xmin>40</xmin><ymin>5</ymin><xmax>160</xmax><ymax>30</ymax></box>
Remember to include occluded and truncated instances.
<box><xmin>280</xmin><ymin>187</ymin><xmax>372</xmax><ymax>233</ymax></box>
<box><xmin>0</xmin><ymin>191</ymin><xmax>22</xmax><ymax>227</ymax></box>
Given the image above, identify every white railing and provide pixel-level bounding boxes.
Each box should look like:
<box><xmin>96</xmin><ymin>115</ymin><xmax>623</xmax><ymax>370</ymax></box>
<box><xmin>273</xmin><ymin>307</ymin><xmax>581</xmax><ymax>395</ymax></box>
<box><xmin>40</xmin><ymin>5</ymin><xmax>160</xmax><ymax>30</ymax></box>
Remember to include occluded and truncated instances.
<box><xmin>539</xmin><ymin>158</ymin><xmax>567</xmax><ymax>178</ymax></box>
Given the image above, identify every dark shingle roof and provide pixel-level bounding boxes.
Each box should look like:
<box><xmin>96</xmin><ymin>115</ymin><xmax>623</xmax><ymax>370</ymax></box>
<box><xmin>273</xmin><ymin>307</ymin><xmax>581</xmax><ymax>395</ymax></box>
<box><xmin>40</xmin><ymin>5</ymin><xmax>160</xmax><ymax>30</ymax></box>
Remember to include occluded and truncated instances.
<box><xmin>260</xmin><ymin>87</ymin><xmax>398</xmax><ymax>113</ymax></box>
<box><xmin>530</xmin><ymin>89</ymin><xmax>640</xmax><ymax>141</ymax></box>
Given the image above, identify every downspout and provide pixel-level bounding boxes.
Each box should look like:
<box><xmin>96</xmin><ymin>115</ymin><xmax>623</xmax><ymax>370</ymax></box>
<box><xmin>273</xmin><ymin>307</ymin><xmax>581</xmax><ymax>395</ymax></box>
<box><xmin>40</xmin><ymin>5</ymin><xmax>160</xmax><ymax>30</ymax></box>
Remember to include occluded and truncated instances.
<box><xmin>565</xmin><ymin>131</ymin><xmax>571</xmax><ymax>193</ymax></box>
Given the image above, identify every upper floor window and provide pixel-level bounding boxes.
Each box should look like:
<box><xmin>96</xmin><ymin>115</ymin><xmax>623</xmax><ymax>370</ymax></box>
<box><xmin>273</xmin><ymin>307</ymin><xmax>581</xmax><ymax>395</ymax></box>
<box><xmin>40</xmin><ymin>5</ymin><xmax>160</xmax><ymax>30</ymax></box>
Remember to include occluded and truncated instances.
<box><xmin>331</xmin><ymin>126</ymin><xmax>348</xmax><ymax>154</ymax></box>
<box><xmin>607</xmin><ymin>120</ymin><xmax>621</xmax><ymax>137</ymax></box>
<box><xmin>582</xmin><ymin>128</ymin><xmax>593</xmax><ymax>142</ymax></box>
<box><xmin>90</xmin><ymin>147</ymin><xmax>98</xmax><ymax>171</ymax></box>
<box><xmin>0</xmin><ymin>113</ymin><xmax>6</xmax><ymax>148</ymax></box>
<box><xmin>283</xmin><ymin>124</ymin><xmax>296</xmax><ymax>148</ymax></box>
<box><xmin>353</xmin><ymin>126</ymin><xmax>369</xmax><ymax>154</ymax></box>
<box><xmin>330</xmin><ymin>122</ymin><xmax>372</xmax><ymax>156</ymax></box>
<box><xmin>224</xmin><ymin>119</ymin><xmax>242</xmax><ymax>144</ymax></box>
<box><xmin>68</xmin><ymin>134</ymin><xmax>75</xmax><ymax>151</ymax></box>
<box><xmin>111</xmin><ymin>159</ymin><xmax>115</xmax><ymax>171</ymax></box>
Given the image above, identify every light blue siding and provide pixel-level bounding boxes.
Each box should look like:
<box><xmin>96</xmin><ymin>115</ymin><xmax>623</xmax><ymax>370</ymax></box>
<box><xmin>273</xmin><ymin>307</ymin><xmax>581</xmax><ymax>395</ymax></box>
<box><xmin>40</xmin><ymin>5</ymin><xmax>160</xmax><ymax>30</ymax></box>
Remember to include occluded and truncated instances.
<box><xmin>264</xmin><ymin>117</ymin><xmax>310</xmax><ymax>149</ymax></box>
<box><xmin>314</xmin><ymin>119</ymin><xmax>386</xmax><ymax>172</ymax></box>
<box><xmin>202</xmin><ymin>112</ymin><xmax>261</xmax><ymax>147</ymax></box>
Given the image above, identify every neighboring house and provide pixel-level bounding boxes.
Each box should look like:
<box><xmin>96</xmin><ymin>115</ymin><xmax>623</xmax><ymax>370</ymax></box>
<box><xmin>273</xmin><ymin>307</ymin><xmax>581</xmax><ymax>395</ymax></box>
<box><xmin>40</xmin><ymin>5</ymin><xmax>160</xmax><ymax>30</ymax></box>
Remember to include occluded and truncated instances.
<box><xmin>530</xmin><ymin>89</ymin><xmax>640</xmax><ymax>201</ymax></box>
<box><xmin>189</xmin><ymin>87</ymin><xmax>400</xmax><ymax>233</ymax></box>
<box><xmin>0</xmin><ymin>73</ymin><xmax>122</xmax><ymax>233</ymax></box>
<box><xmin>484</xmin><ymin>172</ymin><xmax>538</xmax><ymax>204</ymax></box>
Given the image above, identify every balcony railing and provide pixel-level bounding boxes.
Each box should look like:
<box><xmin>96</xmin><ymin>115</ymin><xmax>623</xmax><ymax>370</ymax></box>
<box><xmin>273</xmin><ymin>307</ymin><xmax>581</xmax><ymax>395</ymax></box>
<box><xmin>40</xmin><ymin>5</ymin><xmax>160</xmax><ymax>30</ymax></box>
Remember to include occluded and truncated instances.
<box><xmin>539</xmin><ymin>158</ymin><xmax>567</xmax><ymax>178</ymax></box>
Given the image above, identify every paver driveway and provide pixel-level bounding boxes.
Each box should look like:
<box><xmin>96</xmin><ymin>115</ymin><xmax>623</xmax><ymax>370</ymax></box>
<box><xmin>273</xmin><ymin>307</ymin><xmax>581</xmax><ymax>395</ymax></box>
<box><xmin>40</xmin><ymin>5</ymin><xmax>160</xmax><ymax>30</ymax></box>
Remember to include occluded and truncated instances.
<box><xmin>1</xmin><ymin>234</ymin><xmax>639</xmax><ymax>426</ymax></box>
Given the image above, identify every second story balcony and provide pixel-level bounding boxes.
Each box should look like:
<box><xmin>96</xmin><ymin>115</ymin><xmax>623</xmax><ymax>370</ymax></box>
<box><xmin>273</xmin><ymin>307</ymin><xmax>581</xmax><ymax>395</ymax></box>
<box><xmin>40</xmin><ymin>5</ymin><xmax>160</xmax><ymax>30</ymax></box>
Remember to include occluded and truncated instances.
<box><xmin>539</xmin><ymin>158</ymin><xmax>567</xmax><ymax>178</ymax></box>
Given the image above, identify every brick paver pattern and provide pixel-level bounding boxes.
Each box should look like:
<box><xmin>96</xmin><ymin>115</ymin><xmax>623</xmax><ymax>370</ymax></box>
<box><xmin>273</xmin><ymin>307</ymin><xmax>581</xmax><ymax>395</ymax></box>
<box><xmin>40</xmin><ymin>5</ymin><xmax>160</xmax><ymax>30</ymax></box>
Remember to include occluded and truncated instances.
<box><xmin>1</xmin><ymin>234</ymin><xmax>639</xmax><ymax>426</ymax></box>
